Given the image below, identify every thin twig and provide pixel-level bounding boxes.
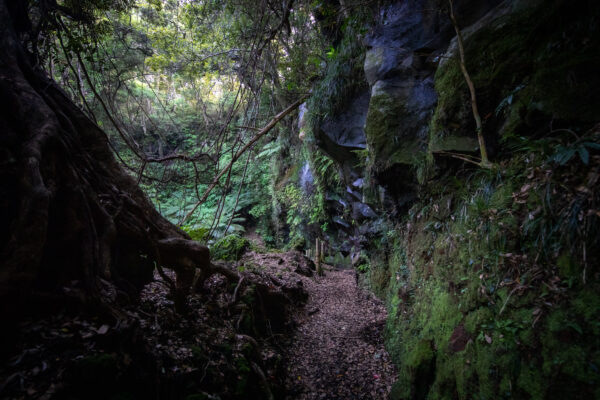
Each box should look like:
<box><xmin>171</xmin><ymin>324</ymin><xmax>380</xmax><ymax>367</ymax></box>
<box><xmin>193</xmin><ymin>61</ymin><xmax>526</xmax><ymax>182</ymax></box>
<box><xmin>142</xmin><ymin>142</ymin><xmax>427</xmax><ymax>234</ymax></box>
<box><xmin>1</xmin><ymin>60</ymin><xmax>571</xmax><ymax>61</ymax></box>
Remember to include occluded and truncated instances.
<box><xmin>448</xmin><ymin>0</ymin><xmax>491</xmax><ymax>168</ymax></box>
<box><xmin>180</xmin><ymin>95</ymin><xmax>308</xmax><ymax>225</ymax></box>
<box><xmin>232</xmin><ymin>276</ymin><xmax>245</xmax><ymax>304</ymax></box>
<box><xmin>432</xmin><ymin>150</ymin><xmax>482</xmax><ymax>166</ymax></box>
<box><xmin>250</xmin><ymin>361</ymin><xmax>275</xmax><ymax>400</ymax></box>
<box><xmin>498</xmin><ymin>285</ymin><xmax>523</xmax><ymax>315</ymax></box>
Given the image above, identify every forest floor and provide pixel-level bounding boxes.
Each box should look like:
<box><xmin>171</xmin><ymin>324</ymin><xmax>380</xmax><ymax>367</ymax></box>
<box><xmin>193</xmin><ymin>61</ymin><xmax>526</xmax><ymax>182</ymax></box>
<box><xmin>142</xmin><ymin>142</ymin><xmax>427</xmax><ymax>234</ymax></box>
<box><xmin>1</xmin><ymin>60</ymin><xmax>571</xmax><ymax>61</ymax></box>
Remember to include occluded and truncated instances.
<box><xmin>280</xmin><ymin>263</ymin><xmax>396</xmax><ymax>399</ymax></box>
<box><xmin>0</xmin><ymin>250</ymin><xmax>395</xmax><ymax>399</ymax></box>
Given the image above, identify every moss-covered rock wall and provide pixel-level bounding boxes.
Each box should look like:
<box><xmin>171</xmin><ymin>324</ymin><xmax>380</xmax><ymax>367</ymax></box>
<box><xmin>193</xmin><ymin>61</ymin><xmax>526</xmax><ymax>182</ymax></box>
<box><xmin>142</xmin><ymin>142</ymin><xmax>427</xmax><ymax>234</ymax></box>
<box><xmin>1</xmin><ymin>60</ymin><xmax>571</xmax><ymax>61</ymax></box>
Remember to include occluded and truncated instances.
<box><xmin>306</xmin><ymin>0</ymin><xmax>600</xmax><ymax>398</ymax></box>
<box><xmin>368</xmin><ymin>147</ymin><xmax>600</xmax><ymax>398</ymax></box>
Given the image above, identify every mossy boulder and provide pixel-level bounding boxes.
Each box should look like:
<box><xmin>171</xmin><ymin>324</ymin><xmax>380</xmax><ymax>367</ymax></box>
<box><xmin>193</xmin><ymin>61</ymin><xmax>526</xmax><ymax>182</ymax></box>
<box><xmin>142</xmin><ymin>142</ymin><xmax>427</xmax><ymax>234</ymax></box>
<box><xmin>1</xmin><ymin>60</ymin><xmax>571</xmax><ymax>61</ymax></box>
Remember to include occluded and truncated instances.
<box><xmin>211</xmin><ymin>235</ymin><xmax>250</xmax><ymax>261</ymax></box>
<box><xmin>364</xmin><ymin>47</ymin><xmax>385</xmax><ymax>85</ymax></box>
<box><xmin>365</xmin><ymin>84</ymin><xmax>426</xmax><ymax>172</ymax></box>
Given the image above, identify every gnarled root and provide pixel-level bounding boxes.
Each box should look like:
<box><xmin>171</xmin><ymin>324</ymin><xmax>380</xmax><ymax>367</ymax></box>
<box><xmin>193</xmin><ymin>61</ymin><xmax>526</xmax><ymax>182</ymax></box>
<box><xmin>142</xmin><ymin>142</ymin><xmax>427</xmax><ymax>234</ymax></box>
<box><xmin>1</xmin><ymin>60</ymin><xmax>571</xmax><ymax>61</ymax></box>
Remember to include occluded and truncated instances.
<box><xmin>0</xmin><ymin>1</ymin><xmax>221</xmax><ymax>316</ymax></box>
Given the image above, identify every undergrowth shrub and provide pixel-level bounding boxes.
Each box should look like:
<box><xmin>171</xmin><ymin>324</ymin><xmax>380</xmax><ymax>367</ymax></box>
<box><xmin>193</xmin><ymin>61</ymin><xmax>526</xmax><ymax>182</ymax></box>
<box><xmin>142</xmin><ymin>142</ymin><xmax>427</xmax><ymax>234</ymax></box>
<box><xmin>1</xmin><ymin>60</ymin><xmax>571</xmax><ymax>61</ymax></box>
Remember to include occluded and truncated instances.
<box><xmin>211</xmin><ymin>235</ymin><xmax>250</xmax><ymax>261</ymax></box>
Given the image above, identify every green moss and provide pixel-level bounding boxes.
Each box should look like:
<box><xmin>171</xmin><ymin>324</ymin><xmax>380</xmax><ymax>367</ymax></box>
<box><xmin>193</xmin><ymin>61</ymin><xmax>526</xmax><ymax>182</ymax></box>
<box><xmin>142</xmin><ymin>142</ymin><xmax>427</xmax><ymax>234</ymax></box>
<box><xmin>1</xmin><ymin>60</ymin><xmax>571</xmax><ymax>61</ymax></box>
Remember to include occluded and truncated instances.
<box><xmin>183</xmin><ymin>226</ymin><xmax>210</xmax><ymax>242</ymax></box>
<box><xmin>538</xmin><ymin>306</ymin><xmax>600</xmax><ymax>394</ymax></box>
<box><xmin>429</xmin><ymin>135</ymin><xmax>479</xmax><ymax>153</ymax></box>
<box><xmin>406</xmin><ymin>339</ymin><xmax>435</xmax><ymax>368</ymax></box>
<box><xmin>430</xmin><ymin>1</ymin><xmax>600</xmax><ymax>155</ymax></box>
<box><xmin>368</xmin><ymin>10</ymin><xmax>600</xmax><ymax>391</ymax></box>
<box><xmin>374</xmin><ymin>151</ymin><xmax>600</xmax><ymax>399</ymax></box>
<box><xmin>427</xmin><ymin>289</ymin><xmax>463</xmax><ymax>350</ymax></box>
<box><xmin>211</xmin><ymin>234</ymin><xmax>249</xmax><ymax>261</ymax></box>
<box><xmin>518</xmin><ymin>326</ymin><xmax>535</xmax><ymax>347</ymax></box>
<box><xmin>556</xmin><ymin>252</ymin><xmax>580</xmax><ymax>280</ymax></box>
<box><xmin>428</xmin><ymin>56</ymin><xmax>474</xmax><ymax>154</ymax></box>
<box><xmin>389</xmin><ymin>378</ymin><xmax>411</xmax><ymax>400</ymax></box>
<box><xmin>541</xmin><ymin>338</ymin><xmax>589</xmax><ymax>380</ymax></box>
<box><xmin>572</xmin><ymin>288</ymin><xmax>600</xmax><ymax>322</ymax></box>
<box><xmin>464</xmin><ymin>307</ymin><xmax>493</xmax><ymax>335</ymax></box>
<box><xmin>365</xmin><ymin>93</ymin><xmax>422</xmax><ymax>171</ymax></box>
<box><xmin>489</xmin><ymin>183</ymin><xmax>514</xmax><ymax>211</ymax></box>
<box><xmin>546</xmin><ymin>309</ymin><xmax>568</xmax><ymax>333</ymax></box>
<box><xmin>429</xmin><ymin>9</ymin><xmax>535</xmax><ymax>149</ymax></box>
<box><xmin>368</xmin><ymin>258</ymin><xmax>391</xmax><ymax>299</ymax></box>
<box><xmin>471</xmin><ymin>341</ymin><xmax>499</xmax><ymax>399</ymax></box>
<box><xmin>517</xmin><ymin>364</ymin><xmax>545</xmax><ymax>400</ymax></box>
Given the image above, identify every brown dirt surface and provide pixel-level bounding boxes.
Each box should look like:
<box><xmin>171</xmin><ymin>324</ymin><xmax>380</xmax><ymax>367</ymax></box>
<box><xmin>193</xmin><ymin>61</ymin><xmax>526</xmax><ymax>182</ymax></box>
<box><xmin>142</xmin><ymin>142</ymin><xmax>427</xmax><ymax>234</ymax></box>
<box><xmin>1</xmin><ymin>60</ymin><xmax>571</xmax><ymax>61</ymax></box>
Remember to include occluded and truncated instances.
<box><xmin>0</xmin><ymin>251</ymin><xmax>396</xmax><ymax>399</ymax></box>
<box><xmin>282</xmin><ymin>265</ymin><xmax>396</xmax><ymax>399</ymax></box>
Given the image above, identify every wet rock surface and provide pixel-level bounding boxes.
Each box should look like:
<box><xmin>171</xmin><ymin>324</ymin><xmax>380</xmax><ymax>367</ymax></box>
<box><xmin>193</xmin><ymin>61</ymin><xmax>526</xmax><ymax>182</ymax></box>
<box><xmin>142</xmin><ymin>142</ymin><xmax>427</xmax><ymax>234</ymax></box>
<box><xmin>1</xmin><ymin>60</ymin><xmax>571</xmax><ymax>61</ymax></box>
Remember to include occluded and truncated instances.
<box><xmin>318</xmin><ymin>91</ymin><xmax>369</xmax><ymax>164</ymax></box>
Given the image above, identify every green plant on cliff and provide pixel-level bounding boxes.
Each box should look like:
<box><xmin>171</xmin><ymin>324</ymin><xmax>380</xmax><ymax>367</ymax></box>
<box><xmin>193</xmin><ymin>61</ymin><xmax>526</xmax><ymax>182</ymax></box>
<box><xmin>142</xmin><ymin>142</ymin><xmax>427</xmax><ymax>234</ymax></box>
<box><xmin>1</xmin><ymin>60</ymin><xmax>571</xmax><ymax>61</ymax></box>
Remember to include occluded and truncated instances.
<box><xmin>304</xmin><ymin>12</ymin><xmax>370</xmax><ymax>136</ymax></box>
<box><xmin>372</xmin><ymin>131</ymin><xmax>600</xmax><ymax>398</ymax></box>
<box><xmin>446</xmin><ymin>0</ymin><xmax>492</xmax><ymax>168</ymax></box>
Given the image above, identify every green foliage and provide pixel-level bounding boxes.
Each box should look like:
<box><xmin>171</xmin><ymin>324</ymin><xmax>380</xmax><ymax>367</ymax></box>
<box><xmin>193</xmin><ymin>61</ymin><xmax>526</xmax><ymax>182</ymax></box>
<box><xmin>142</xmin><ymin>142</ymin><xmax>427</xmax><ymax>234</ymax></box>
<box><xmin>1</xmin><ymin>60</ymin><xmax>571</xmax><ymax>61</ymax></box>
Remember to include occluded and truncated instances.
<box><xmin>211</xmin><ymin>235</ymin><xmax>250</xmax><ymax>261</ymax></box>
<box><xmin>285</xmin><ymin>235</ymin><xmax>306</xmax><ymax>251</ymax></box>
<box><xmin>351</xmin><ymin>149</ymin><xmax>369</xmax><ymax>168</ymax></box>
<box><xmin>183</xmin><ymin>226</ymin><xmax>210</xmax><ymax>243</ymax></box>
<box><xmin>45</xmin><ymin>0</ymin><xmax>325</xmax><ymax>253</ymax></box>
<box><xmin>550</xmin><ymin>141</ymin><xmax>600</xmax><ymax>166</ymax></box>
<box><xmin>304</xmin><ymin>14</ymin><xmax>370</xmax><ymax>137</ymax></box>
<box><xmin>369</xmin><ymin>125</ymin><xmax>600</xmax><ymax>398</ymax></box>
<box><xmin>278</xmin><ymin>184</ymin><xmax>303</xmax><ymax>229</ymax></box>
<box><xmin>311</xmin><ymin>149</ymin><xmax>341</xmax><ymax>189</ymax></box>
<box><xmin>357</xmin><ymin>264</ymin><xmax>369</xmax><ymax>273</ymax></box>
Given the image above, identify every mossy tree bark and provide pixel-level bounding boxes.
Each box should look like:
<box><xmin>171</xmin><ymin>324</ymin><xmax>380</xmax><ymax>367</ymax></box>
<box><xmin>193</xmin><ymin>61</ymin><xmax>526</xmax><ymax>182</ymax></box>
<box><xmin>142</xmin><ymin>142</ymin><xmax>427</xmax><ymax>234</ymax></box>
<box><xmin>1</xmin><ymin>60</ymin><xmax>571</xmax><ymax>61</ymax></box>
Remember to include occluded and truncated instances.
<box><xmin>0</xmin><ymin>0</ymin><xmax>230</xmax><ymax>315</ymax></box>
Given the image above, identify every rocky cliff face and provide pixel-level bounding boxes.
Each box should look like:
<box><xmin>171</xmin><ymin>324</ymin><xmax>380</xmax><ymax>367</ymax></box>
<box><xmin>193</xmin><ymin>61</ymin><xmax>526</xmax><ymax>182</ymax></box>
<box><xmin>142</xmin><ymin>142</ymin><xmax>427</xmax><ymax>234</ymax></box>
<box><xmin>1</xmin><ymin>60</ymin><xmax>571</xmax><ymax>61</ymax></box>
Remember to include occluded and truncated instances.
<box><xmin>303</xmin><ymin>0</ymin><xmax>600</xmax><ymax>398</ymax></box>
<box><xmin>326</xmin><ymin>0</ymin><xmax>509</xmax><ymax>212</ymax></box>
<box><xmin>307</xmin><ymin>0</ymin><xmax>507</xmax><ymax>254</ymax></box>
<box><xmin>311</xmin><ymin>0</ymin><xmax>600</xmax><ymax>243</ymax></box>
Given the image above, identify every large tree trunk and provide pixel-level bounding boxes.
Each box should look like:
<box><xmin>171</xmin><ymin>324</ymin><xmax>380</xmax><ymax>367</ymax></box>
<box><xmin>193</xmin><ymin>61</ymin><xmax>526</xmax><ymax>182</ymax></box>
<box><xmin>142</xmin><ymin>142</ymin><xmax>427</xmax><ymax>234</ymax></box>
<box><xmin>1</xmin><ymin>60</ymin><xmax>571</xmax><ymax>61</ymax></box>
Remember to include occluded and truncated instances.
<box><xmin>0</xmin><ymin>1</ymin><xmax>215</xmax><ymax>316</ymax></box>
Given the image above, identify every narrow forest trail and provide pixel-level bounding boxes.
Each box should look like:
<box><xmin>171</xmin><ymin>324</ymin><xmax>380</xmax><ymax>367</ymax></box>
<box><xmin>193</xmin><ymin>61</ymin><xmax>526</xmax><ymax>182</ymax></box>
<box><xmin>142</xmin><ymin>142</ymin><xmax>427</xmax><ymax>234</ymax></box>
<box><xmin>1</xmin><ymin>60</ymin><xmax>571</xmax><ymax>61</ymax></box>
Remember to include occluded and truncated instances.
<box><xmin>283</xmin><ymin>266</ymin><xmax>396</xmax><ymax>399</ymax></box>
<box><xmin>0</xmin><ymin>250</ymin><xmax>396</xmax><ymax>400</ymax></box>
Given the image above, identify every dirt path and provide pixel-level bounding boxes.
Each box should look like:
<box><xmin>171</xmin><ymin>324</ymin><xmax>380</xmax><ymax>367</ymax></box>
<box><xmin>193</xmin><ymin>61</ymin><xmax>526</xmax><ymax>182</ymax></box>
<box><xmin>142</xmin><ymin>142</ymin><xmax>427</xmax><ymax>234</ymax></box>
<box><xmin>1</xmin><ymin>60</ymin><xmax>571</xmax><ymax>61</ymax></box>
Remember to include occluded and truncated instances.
<box><xmin>283</xmin><ymin>266</ymin><xmax>396</xmax><ymax>399</ymax></box>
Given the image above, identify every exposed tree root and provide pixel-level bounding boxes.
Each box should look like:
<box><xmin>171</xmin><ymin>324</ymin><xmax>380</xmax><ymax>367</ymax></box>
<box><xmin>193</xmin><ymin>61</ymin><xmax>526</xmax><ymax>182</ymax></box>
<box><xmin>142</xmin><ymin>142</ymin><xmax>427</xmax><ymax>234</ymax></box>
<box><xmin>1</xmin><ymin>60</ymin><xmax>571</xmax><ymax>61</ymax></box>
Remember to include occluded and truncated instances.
<box><xmin>0</xmin><ymin>1</ymin><xmax>225</xmax><ymax>317</ymax></box>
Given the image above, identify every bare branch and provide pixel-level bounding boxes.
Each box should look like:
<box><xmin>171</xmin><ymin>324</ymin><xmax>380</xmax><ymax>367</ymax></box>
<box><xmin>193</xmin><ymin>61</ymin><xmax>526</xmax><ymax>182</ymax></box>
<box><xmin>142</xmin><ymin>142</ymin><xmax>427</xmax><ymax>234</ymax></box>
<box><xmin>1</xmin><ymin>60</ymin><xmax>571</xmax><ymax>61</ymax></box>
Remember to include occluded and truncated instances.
<box><xmin>448</xmin><ymin>0</ymin><xmax>492</xmax><ymax>168</ymax></box>
<box><xmin>179</xmin><ymin>94</ymin><xmax>308</xmax><ymax>226</ymax></box>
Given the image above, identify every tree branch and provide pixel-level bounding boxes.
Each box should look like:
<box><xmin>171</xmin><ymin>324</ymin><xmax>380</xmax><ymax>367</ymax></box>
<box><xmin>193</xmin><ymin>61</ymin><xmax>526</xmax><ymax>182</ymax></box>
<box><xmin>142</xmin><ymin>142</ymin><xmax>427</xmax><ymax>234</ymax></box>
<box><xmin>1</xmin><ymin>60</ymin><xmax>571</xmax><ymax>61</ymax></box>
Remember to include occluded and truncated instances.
<box><xmin>179</xmin><ymin>94</ymin><xmax>308</xmax><ymax>226</ymax></box>
<box><xmin>448</xmin><ymin>0</ymin><xmax>492</xmax><ymax>169</ymax></box>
